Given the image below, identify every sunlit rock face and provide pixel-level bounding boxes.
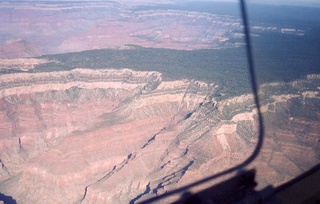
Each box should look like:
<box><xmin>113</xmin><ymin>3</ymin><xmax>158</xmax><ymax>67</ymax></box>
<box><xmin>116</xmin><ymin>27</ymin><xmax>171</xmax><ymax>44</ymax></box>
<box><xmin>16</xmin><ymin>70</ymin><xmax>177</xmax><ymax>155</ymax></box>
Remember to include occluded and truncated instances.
<box><xmin>0</xmin><ymin>68</ymin><xmax>319</xmax><ymax>203</ymax></box>
<box><xmin>0</xmin><ymin>40</ymin><xmax>41</xmax><ymax>59</ymax></box>
<box><xmin>0</xmin><ymin>1</ymin><xmax>243</xmax><ymax>58</ymax></box>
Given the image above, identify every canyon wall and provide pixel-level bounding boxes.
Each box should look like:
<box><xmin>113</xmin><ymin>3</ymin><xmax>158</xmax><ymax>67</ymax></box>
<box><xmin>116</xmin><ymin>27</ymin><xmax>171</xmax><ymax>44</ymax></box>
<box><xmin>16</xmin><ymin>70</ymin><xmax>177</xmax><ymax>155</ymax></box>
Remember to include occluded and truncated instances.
<box><xmin>0</xmin><ymin>68</ymin><xmax>319</xmax><ymax>203</ymax></box>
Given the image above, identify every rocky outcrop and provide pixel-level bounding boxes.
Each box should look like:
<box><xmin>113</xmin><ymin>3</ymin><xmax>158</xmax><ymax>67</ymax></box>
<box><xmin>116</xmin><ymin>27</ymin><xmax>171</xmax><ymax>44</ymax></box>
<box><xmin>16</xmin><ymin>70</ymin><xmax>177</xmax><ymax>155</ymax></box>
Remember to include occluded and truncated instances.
<box><xmin>0</xmin><ymin>69</ymin><xmax>319</xmax><ymax>203</ymax></box>
<box><xmin>0</xmin><ymin>58</ymin><xmax>50</xmax><ymax>72</ymax></box>
<box><xmin>0</xmin><ymin>40</ymin><xmax>41</xmax><ymax>59</ymax></box>
<box><xmin>0</xmin><ymin>1</ymin><xmax>243</xmax><ymax>57</ymax></box>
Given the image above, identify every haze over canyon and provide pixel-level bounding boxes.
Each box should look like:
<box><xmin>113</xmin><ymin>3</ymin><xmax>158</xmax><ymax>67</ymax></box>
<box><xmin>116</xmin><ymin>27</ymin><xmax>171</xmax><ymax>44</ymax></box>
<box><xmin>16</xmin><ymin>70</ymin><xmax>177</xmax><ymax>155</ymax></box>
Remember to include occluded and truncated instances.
<box><xmin>0</xmin><ymin>1</ymin><xmax>320</xmax><ymax>203</ymax></box>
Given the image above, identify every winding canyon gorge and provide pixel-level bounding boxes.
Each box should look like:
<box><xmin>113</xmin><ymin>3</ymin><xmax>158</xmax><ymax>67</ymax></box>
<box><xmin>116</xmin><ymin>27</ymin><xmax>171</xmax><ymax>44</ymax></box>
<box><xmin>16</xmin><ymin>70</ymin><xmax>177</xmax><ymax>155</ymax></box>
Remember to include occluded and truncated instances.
<box><xmin>0</xmin><ymin>67</ymin><xmax>319</xmax><ymax>203</ymax></box>
<box><xmin>1</xmin><ymin>1</ymin><xmax>320</xmax><ymax>203</ymax></box>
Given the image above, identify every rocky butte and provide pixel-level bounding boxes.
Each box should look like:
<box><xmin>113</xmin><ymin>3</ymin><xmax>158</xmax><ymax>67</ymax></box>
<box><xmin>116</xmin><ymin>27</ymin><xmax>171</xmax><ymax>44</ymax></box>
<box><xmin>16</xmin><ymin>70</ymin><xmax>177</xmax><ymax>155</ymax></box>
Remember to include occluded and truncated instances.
<box><xmin>0</xmin><ymin>1</ymin><xmax>300</xmax><ymax>58</ymax></box>
<box><xmin>0</xmin><ymin>65</ymin><xmax>319</xmax><ymax>203</ymax></box>
<box><xmin>1</xmin><ymin>1</ymin><xmax>320</xmax><ymax>203</ymax></box>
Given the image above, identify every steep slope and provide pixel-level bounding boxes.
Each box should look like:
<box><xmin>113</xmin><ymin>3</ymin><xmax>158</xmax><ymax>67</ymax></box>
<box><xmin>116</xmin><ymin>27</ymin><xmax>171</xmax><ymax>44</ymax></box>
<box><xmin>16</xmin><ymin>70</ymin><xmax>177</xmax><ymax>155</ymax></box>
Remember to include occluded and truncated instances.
<box><xmin>0</xmin><ymin>69</ymin><xmax>319</xmax><ymax>203</ymax></box>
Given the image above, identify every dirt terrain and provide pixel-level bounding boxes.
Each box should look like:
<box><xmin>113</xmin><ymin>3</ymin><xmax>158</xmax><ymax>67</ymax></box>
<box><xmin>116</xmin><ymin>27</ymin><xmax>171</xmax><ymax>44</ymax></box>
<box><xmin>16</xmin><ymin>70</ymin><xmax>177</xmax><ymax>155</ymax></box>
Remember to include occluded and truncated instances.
<box><xmin>0</xmin><ymin>68</ymin><xmax>319</xmax><ymax>203</ymax></box>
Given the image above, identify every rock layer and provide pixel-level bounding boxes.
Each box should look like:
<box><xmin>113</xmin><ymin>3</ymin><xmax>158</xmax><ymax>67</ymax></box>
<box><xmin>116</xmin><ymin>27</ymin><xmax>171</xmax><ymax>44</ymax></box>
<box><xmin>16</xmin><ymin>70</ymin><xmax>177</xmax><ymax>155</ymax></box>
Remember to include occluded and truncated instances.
<box><xmin>0</xmin><ymin>69</ymin><xmax>319</xmax><ymax>203</ymax></box>
<box><xmin>0</xmin><ymin>1</ymin><xmax>240</xmax><ymax>57</ymax></box>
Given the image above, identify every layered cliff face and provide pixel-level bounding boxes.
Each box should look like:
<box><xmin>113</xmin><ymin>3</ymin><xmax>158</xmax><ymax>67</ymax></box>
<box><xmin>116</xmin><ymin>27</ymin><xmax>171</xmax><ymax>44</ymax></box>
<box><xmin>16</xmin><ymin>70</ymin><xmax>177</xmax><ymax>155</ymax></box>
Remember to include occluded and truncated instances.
<box><xmin>0</xmin><ymin>68</ymin><xmax>319</xmax><ymax>203</ymax></box>
<box><xmin>0</xmin><ymin>1</ymin><xmax>241</xmax><ymax>58</ymax></box>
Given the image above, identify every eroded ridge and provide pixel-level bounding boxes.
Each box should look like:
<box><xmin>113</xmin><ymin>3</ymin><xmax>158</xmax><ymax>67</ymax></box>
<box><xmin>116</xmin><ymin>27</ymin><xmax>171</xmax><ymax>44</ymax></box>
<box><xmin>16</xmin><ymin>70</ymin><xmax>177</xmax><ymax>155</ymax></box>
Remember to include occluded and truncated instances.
<box><xmin>0</xmin><ymin>69</ymin><xmax>319</xmax><ymax>204</ymax></box>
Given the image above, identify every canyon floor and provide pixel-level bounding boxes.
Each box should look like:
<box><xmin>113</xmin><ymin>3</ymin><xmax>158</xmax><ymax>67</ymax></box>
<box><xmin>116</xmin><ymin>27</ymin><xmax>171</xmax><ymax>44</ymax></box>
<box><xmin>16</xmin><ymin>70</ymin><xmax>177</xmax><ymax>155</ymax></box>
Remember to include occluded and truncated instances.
<box><xmin>1</xmin><ymin>1</ymin><xmax>320</xmax><ymax>203</ymax></box>
<box><xmin>0</xmin><ymin>66</ymin><xmax>319</xmax><ymax>203</ymax></box>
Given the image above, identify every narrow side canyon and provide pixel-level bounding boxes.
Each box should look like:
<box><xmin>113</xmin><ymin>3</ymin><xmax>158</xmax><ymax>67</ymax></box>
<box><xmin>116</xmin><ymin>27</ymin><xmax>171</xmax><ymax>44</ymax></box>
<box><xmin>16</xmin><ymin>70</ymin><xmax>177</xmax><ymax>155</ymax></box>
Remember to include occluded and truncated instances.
<box><xmin>0</xmin><ymin>69</ymin><xmax>319</xmax><ymax>203</ymax></box>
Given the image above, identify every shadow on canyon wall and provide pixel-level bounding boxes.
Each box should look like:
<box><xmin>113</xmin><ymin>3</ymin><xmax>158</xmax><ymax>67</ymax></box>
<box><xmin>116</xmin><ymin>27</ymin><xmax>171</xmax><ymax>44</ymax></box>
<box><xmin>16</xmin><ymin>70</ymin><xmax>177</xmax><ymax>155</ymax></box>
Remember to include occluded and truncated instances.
<box><xmin>171</xmin><ymin>163</ymin><xmax>320</xmax><ymax>204</ymax></box>
<box><xmin>0</xmin><ymin>193</ymin><xmax>16</xmax><ymax>204</ymax></box>
<box><xmin>139</xmin><ymin>0</ymin><xmax>320</xmax><ymax>203</ymax></box>
<box><xmin>139</xmin><ymin>1</ymin><xmax>266</xmax><ymax>203</ymax></box>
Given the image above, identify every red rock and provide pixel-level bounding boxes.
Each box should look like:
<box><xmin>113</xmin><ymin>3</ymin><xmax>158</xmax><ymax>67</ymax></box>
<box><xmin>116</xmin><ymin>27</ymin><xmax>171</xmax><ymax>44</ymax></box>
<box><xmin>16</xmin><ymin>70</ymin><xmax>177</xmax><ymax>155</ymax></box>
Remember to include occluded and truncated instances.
<box><xmin>0</xmin><ymin>68</ymin><xmax>319</xmax><ymax>203</ymax></box>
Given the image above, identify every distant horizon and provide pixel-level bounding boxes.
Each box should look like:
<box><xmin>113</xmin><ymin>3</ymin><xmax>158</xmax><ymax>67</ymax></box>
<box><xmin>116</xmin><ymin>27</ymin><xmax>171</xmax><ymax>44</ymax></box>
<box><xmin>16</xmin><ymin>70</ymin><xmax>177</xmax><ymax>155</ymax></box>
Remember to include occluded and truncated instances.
<box><xmin>4</xmin><ymin>0</ymin><xmax>320</xmax><ymax>7</ymax></box>
<box><xmin>184</xmin><ymin>0</ymin><xmax>320</xmax><ymax>8</ymax></box>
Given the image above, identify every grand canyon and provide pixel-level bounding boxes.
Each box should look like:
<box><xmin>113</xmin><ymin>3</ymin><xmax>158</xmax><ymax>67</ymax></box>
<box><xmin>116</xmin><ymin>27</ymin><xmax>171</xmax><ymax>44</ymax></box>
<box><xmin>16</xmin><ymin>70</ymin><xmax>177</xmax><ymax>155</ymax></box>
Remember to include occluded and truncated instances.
<box><xmin>1</xmin><ymin>1</ymin><xmax>320</xmax><ymax>204</ymax></box>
